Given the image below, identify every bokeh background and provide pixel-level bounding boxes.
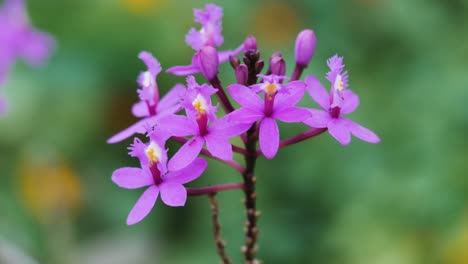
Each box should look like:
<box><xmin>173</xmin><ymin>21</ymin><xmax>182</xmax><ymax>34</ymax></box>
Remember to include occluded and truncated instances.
<box><xmin>1</xmin><ymin>0</ymin><xmax>468</xmax><ymax>263</ymax></box>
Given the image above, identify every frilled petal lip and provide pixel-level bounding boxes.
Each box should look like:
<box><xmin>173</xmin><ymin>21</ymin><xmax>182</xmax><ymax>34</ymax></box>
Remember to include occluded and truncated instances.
<box><xmin>306</xmin><ymin>75</ymin><xmax>330</xmax><ymax>110</ymax></box>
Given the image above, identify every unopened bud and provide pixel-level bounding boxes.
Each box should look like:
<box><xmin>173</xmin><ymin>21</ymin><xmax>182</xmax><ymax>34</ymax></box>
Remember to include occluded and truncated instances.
<box><xmin>235</xmin><ymin>64</ymin><xmax>248</xmax><ymax>84</ymax></box>
<box><xmin>294</xmin><ymin>29</ymin><xmax>317</xmax><ymax>67</ymax></box>
<box><xmin>244</xmin><ymin>35</ymin><xmax>258</xmax><ymax>51</ymax></box>
<box><xmin>198</xmin><ymin>46</ymin><xmax>219</xmax><ymax>81</ymax></box>
<box><xmin>269</xmin><ymin>52</ymin><xmax>286</xmax><ymax>76</ymax></box>
<box><xmin>229</xmin><ymin>55</ymin><xmax>240</xmax><ymax>69</ymax></box>
<box><xmin>255</xmin><ymin>60</ymin><xmax>264</xmax><ymax>74</ymax></box>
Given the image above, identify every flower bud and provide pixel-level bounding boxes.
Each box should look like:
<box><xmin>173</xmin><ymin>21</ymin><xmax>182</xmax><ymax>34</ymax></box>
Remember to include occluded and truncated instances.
<box><xmin>294</xmin><ymin>29</ymin><xmax>316</xmax><ymax>67</ymax></box>
<box><xmin>269</xmin><ymin>52</ymin><xmax>286</xmax><ymax>76</ymax></box>
<box><xmin>243</xmin><ymin>35</ymin><xmax>257</xmax><ymax>51</ymax></box>
<box><xmin>198</xmin><ymin>46</ymin><xmax>219</xmax><ymax>81</ymax></box>
<box><xmin>229</xmin><ymin>55</ymin><xmax>240</xmax><ymax>69</ymax></box>
<box><xmin>235</xmin><ymin>64</ymin><xmax>248</xmax><ymax>85</ymax></box>
<box><xmin>255</xmin><ymin>60</ymin><xmax>264</xmax><ymax>74</ymax></box>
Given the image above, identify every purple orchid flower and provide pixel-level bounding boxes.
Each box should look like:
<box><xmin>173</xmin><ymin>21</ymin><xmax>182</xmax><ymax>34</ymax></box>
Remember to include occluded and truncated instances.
<box><xmin>0</xmin><ymin>0</ymin><xmax>54</xmax><ymax>84</ymax></box>
<box><xmin>166</xmin><ymin>4</ymin><xmax>248</xmax><ymax>76</ymax></box>
<box><xmin>160</xmin><ymin>76</ymin><xmax>249</xmax><ymax>171</ymax></box>
<box><xmin>226</xmin><ymin>75</ymin><xmax>311</xmax><ymax>159</ymax></box>
<box><xmin>107</xmin><ymin>51</ymin><xmax>186</xmax><ymax>144</ymax></box>
<box><xmin>304</xmin><ymin>55</ymin><xmax>380</xmax><ymax>145</ymax></box>
<box><xmin>112</xmin><ymin>130</ymin><xmax>208</xmax><ymax>225</ymax></box>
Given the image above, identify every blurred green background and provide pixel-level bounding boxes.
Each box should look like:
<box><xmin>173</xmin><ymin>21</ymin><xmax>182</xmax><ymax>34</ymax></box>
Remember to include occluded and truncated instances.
<box><xmin>1</xmin><ymin>0</ymin><xmax>467</xmax><ymax>263</ymax></box>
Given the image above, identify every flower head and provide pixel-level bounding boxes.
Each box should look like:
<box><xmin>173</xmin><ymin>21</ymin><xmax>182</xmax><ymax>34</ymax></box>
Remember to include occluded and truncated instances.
<box><xmin>227</xmin><ymin>77</ymin><xmax>310</xmax><ymax>159</ymax></box>
<box><xmin>113</xmin><ymin>133</ymin><xmax>208</xmax><ymax>225</ymax></box>
<box><xmin>304</xmin><ymin>55</ymin><xmax>380</xmax><ymax>145</ymax></box>
<box><xmin>294</xmin><ymin>29</ymin><xmax>316</xmax><ymax>67</ymax></box>
<box><xmin>185</xmin><ymin>4</ymin><xmax>224</xmax><ymax>51</ymax></box>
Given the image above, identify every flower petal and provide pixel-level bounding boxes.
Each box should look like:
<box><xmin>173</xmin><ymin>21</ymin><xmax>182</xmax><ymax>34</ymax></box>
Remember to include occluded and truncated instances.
<box><xmin>19</xmin><ymin>30</ymin><xmax>55</xmax><ymax>66</ymax></box>
<box><xmin>227</xmin><ymin>84</ymin><xmax>263</xmax><ymax>110</ymax></box>
<box><xmin>132</xmin><ymin>101</ymin><xmax>149</xmax><ymax>118</ymax></box>
<box><xmin>159</xmin><ymin>115</ymin><xmax>198</xmax><ymax>137</ymax></box>
<box><xmin>259</xmin><ymin>117</ymin><xmax>279</xmax><ymax>159</ymax></box>
<box><xmin>226</xmin><ymin>108</ymin><xmax>264</xmax><ymax>124</ymax></box>
<box><xmin>126</xmin><ymin>185</ymin><xmax>159</xmax><ymax>225</ymax></box>
<box><xmin>205</xmin><ymin>134</ymin><xmax>233</xmax><ymax>160</ymax></box>
<box><xmin>165</xmin><ymin>158</ymin><xmax>207</xmax><ymax>184</ymax></box>
<box><xmin>159</xmin><ymin>182</ymin><xmax>187</xmax><ymax>207</ymax></box>
<box><xmin>274</xmin><ymin>85</ymin><xmax>305</xmax><ymax>110</ymax></box>
<box><xmin>327</xmin><ymin>118</ymin><xmax>351</xmax><ymax>146</ymax></box>
<box><xmin>273</xmin><ymin>107</ymin><xmax>311</xmax><ymax>123</ymax></box>
<box><xmin>303</xmin><ymin>109</ymin><xmax>331</xmax><ymax>128</ymax></box>
<box><xmin>342</xmin><ymin>118</ymin><xmax>380</xmax><ymax>144</ymax></box>
<box><xmin>166</xmin><ymin>64</ymin><xmax>200</xmax><ymax>76</ymax></box>
<box><xmin>341</xmin><ymin>90</ymin><xmax>359</xmax><ymax>114</ymax></box>
<box><xmin>209</xmin><ymin>117</ymin><xmax>251</xmax><ymax>137</ymax></box>
<box><xmin>112</xmin><ymin>167</ymin><xmax>154</xmax><ymax>189</ymax></box>
<box><xmin>306</xmin><ymin>75</ymin><xmax>329</xmax><ymax>110</ymax></box>
<box><xmin>157</xmin><ymin>83</ymin><xmax>185</xmax><ymax>111</ymax></box>
<box><xmin>107</xmin><ymin>116</ymin><xmax>159</xmax><ymax>144</ymax></box>
<box><xmin>168</xmin><ymin>136</ymin><xmax>205</xmax><ymax>171</ymax></box>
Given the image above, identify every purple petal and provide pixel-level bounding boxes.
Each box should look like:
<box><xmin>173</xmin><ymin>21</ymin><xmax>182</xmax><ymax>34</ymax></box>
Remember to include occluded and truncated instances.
<box><xmin>127</xmin><ymin>185</ymin><xmax>159</xmax><ymax>225</ymax></box>
<box><xmin>303</xmin><ymin>109</ymin><xmax>331</xmax><ymax>128</ymax></box>
<box><xmin>157</xmin><ymin>83</ymin><xmax>185</xmax><ymax>111</ymax></box>
<box><xmin>166</xmin><ymin>64</ymin><xmax>200</xmax><ymax>76</ymax></box>
<box><xmin>138</xmin><ymin>51</ymin><xmax>161</xmax><ymax>76</ymax></box>
<box><xmin>112</xmin><ymin>167</ymin><xmax>153</xmax><ymax>189</ymax></box>
<box><xmin>327</xmin><ymin>118</ymin><xmax>351</xmax><ymax>146</ymax></box>
<box><xmin>306</xmin><ymin>75</ymin><xmax>329</xmax><ymax>110</ymax></box>
<box><xmin>274</xmin><ymin>85</ymin><xmax>305</xmax><ymax>110</ymax></box>
<box><xmin>342</xmin><ymin>118</ymin><xmax>380</xmax><ymax>144</ymax></box>
<box><xmin>132</xmin><ymin>101</ymin><xmax>149</xmax><ymax>118</ymax></box>
<box><xmin>168</xmin><ymin>136</ymin><xmax>204</xmax><ymax>171</ymax></box>
<box><xmin>273</xmin><ymin>107</ymin><xmax>311</xmax><ymax>123</ymax></box>
<box><xmin>209</xmin><ymin>117</ymin><xmax>251</xmax><ymax>137</ymax></box>
<box><xmin>19</xmin><ymin>30</ymin><xmax>54</xmax><ymax>66</ymax></box>
<box><xmin>227</xmin><ymin>84</ymin><xmax>263</xmax><ymax>110</ymax></box>
<box><xmin>341</xmin><ymin>90</ymin><xmax>359</xmax><ymax>114</ymax></box>
<box><xmin>107</xmin><ymin>116</ymin><xmax>159</xmax><ymax>144</ymax></box>
<box><xmin>284</xmin><ymin>80</ymin><xmax>307</xmax><ymax>90</ymax></box>
<box><xmin>159</xmin><ymin>182</ymin><xmax>187</xmax><ymax>207</ymax></box>
<box><xmin>205</xmin><ymin>134</ymin><xmax>232</xmax><ymax>160</ymax></box>
<box><xmin>226</xmin><ymin>108</ymin><xmax>264</xmax><ymax>124</ymax></box>
<box><xmin>218</xmin><ymin>44</ymin><xmax>244</xmax><ymax>62</ymax></box>
<box><xmin>165</xmin><ymin>158</ymin><xmax>207</xmax><ymax>184</ymax></box>
<box><xmin>159</xmin><ymin>115</ymin><xmax>198</xmax><ymax>137</ymax></box>
<box><xmin>259</xmin><ymin>118</ymin><xmax>279</xmax><ymax>159</ymax></box>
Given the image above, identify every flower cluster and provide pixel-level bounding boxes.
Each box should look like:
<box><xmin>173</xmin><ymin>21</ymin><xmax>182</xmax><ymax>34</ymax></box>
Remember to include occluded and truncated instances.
<box><xmin>110</xmin><ymin>3</ymin><xmax>380</xmax><ymax>261</ymax></box>
<box><xmin>0</xmin><ymin>0</ymin><xmax>54</xmax><ymax>115</ymax></box>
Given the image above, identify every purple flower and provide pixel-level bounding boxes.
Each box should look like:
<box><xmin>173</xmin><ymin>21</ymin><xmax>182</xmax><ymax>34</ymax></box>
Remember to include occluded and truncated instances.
<box><xmin>226</xmin><ymin>75</ymin><xmax>311</xmax><ymax>159</ymax></box>
<box><xmin>0</xmin><ymin>0</ymin><xmax>54</xmax><ymax>84</ymax></box>
<box><xmin>198</xmin><ymin>46</ymin><xmax>219</xmax><ymax>81</ymax></box>
<box><xmin>112</xmin><ymin>131</ymin><xmax>208</xmax><ymax>225</ymax></box>
<box><xmin>161</xmin><ymin>76</ymin><xmax>249</xmax><ymax>170</ymax></box>
<box><xmin>166</xmin><ymin>4</ymin><xmax>248</xmax><ymax>77</ymax></box>
<box><xmin>304</xmin><ymin>55</ymin><xmax>380</xmax><ymax>145</ymax></box>
<box><xmin>107</xmin><ymin>52</ymin><xmax>186</xmax><ymax>144</ymax></box>
<box><xmin>294</xmin><ymin>29</ymin><xmax>316</xmax><ymax>67</ymax></box>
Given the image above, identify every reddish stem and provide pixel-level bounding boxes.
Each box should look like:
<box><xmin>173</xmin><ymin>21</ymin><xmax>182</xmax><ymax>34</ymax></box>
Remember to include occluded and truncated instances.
<box><xmin>291</xmin><ymin>64</ymin><xmax>305</xmax><ymax>81</ymax></box>
<box><xmin>187</xmin><ymin>183</ymin><xmax>245</xmax><ymax>196</ymax></box>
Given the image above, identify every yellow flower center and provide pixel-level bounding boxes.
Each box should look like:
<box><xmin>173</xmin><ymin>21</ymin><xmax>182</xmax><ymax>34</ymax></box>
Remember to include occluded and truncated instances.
<box><xmin>145</xmin><ymin>141</ymin><xmax>162</xmax><ymax>165</ymax></box>
<box><xmin>192</xmin><ymin>94</ymin><xmax>208</xmax><ymax>114</ymax></box>
<box><xmin>334</xmin><ymin>75</ymin><xmax>344</xmax><ymax>92</ymax></box>
<box><xmin>264</xmin><ymin>83</ymin><xmax>278</xmax><ymax>94</ymax></box>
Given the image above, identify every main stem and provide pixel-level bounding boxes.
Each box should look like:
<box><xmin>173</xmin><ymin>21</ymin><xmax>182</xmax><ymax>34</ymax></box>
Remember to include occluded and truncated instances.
<box><xmin>208</xmin><ymin>194</ymin><xmax>232</xmax><ymax>264</ymax></box>
<box><xmin>242</xmin><ymin>124</ymin><xmax>259</xmax><ymax>263</ymax></box>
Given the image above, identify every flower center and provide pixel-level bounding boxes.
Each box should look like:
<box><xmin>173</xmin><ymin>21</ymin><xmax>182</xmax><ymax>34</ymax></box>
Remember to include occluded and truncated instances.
<box><xmin>334</xmin><ymin>74</ymin><xmax>344</xmax><ymax>93</ymax></box>
<box><xmin>263</xmin><ymin>82</ymin><xmax>278</xmax><ymax>95</ymax></box>
<box><xmin>142</xmin><ymin>71</ymin><xmax>153</xmax><ymax>88</ymax></box>
<box><xmin>192</xmin><ymin>94</ymin><xmax>208</xmax><ymax>115</ymax></box>
<box><xmin>145</xmin><ymin>141</ymin><xmax>162</xmax><ymax>166</ymax></box>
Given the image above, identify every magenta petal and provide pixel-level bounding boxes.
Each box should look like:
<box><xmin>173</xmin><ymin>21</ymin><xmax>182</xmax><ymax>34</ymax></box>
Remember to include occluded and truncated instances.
<box><xmin>165</xmin><ymin>158</ymin><xmax>207</xmax><ymax>184</ymax></box>
<box><xmin>157</xmin><ymin>83</ymin><xmax>185</xmax><ymax>111</ymax></box>
<box><xmin>341</xmin><ymin>90</ymin><xmax>360</xmax><ymax>114</ymax></box>
<box><xmin>127</xmin><ymin>185</ymin><xmax>159</xmax><ymax>225</ymax></box>
<box><xmin>209</xmin><ymin>117</ymin><xmax>251</xmax><ymax>137</ymax></box>
<box><xmin>132</xmin><ymin>101</ymin><xmax>149</xmax><ymax>118</ymax></box>
<box><xmin>166</xmin><ymin>64</ymin><xmax>200</xmax><ymax>76</ymax></box>
<box><xmin>274</xmin><ymin>85</ymin><xmax>305</xmax><ymax>110</ymax></box>
<box><xmin>304</xmin><ymin>109</ymin><xmax>331</xmax><ymax>128</ymax></box>
<box><xmin>168</xmin><ymin>136</ymin><xmax>204</xmax><ymax>171</ymax></box>
<box><xmin>159</xmin><ymin>115</ymin><xmax>197</xmax><ymax>137</ymax></box>
<box><xmin>226</xmin><ymin>108</ymin><xmax>264</xmax><ymax>124</ymax></box>
<box><xmin>284</xmin><ymin>80</ymin><xmax>307</xmax><ymax>90</ymax></box>
<box><xmin>327</xmin><ymin>118</ymin><xmax>351</xmax><ymax>146</ymax></box>
<box><xmin>19</xmin><ymin>30</ymin><xmax>55</xmax><ymax>66</ymax></box>
<box><xmin>218</xmin><ymin>44</ymin><xmax>244</xmax><ymax>62</ymax></box>
<box><xmin>259</xmin><ymin>118</ymin><xmax>279</xmax><ymax>159</ymax></box>
<box><xmin>159</xmin><ymin>182</ymin><xmax>187</xmax><ymax>207</ymax></box>
<box><xmin>306</xmin><ymin>75</ymin><xmax>329</xmax><ymax>110</ymax></box>
<box><xmin>205</xmin><ymin>134</ymin><xmax>233</xmax><ymax>160</ymax></box>
<box><xmin>107</xmin><ymin>116</ymin><xmax>159</xmax><ymax>144</ymax></box>
<box><xmin>227</xmin><ymin>84</ymin><xmax>263</xmax><ymax>109</ymax></box>
<box><xmin>273</xmin><ymin>107</ymin><xmax>311</xmax><ymax>123</ymax></box>
<box><xmin>112</xmin><ymin>167</ymin><xmax>154</xmax><ymax>189</ymax></box>
<box><xmin>343</xmin><ymin>118</ymin><xmax>380</xmax><ymax>144</ymax></box>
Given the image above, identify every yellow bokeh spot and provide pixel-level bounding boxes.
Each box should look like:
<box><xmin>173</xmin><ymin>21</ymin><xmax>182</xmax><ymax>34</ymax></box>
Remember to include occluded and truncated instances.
<box><xmin>122</xmin><ymin>0</ymin><xmax>168</xmax><ymax>15</ymax></box>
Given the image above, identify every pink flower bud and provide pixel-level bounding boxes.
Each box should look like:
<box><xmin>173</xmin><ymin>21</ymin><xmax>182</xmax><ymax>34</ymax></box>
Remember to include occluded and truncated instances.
<box><xmin>269</xmin><ymin>52</ymin><xmax>286</xmax><ymax>76</ymax></box>
<box><xmin>235</xmin><ymin>64</ymin><xmax>248</xmax><ymax>84</ymax></box>
<box><xmin>294</xmin><ymin>29</ymin><xmax>316</xmax><ymax>67</ymax></box>
<box><xmin>243</xmin><ymin>35</ymin><xmax>257</xmax><ymax>50</ymax></box>
<box><xmin>198</xmin><ymin>46</ymin><xmax>219</xmax><ymax>81</ymax></box>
